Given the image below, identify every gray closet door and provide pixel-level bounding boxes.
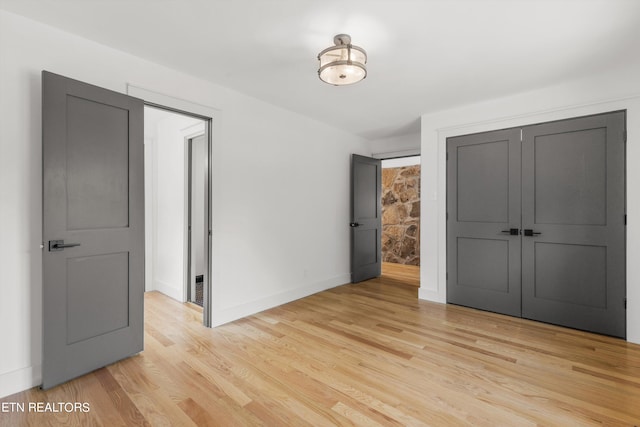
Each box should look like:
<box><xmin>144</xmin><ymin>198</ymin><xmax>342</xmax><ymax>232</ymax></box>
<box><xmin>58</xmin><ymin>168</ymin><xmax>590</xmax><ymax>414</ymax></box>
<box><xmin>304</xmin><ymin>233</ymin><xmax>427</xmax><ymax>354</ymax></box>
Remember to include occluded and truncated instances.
<box><xmin>351</xmin><ymin>154</ymin><xmax>382</xmax><ymax>283</ymax></box>
<box><xmin>521</xmin><ymin>111</ymin><xmax>626</xmax><ymax>338</ymax></box>
<box><xmin>42</xmin><ymin>71</ymin><xmax>145</xmax><ymax>389</ymax></box>
<box><xmin>447</xmin><ymin>129</ymin><xmax>522</xmax><ymax>316</ymax></box>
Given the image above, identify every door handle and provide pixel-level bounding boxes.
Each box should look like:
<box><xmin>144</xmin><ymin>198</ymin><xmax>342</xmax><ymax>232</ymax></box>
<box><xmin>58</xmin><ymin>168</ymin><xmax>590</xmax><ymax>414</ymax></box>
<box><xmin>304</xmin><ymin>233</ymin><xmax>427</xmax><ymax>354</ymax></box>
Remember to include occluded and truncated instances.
<box><xmin>523</xmin><ymin>229</ymin><xmax>541</xmax><ymax>237</ymax></box>
<box><xmin>350</xmin><ymin>223</ymin><xmax>360</xmax><ymax>227</ymax></box>
<box><xmin>501</xmin><ymin>228</ymin><xmax>519</xmax><ymax>235</ymax></box>
<box><xmin>49</xmin><ymin>240</ymin><xmax>81</xmax><ymax>252</ymax></box>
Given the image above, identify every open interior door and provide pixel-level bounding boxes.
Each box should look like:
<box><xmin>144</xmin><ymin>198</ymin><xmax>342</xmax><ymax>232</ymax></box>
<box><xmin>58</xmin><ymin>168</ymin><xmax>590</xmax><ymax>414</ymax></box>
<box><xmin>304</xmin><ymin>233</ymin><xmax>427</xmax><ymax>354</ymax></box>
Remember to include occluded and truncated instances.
<box><xmin>42</xmin><ymin>71</ymin><xmax>144</xmax><ymax>389</ymax></box>
<box><xmin>351</xmin><ymin>154</ymin><xmax>382</xmax><ymax>283</ymax></box>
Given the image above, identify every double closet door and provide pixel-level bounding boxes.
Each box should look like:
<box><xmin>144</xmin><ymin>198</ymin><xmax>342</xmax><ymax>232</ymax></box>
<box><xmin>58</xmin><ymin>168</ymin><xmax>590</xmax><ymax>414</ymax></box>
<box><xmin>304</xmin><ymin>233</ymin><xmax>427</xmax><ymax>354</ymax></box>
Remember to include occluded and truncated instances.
<box><xmin>447</xmin><ymin>111</ymin><xmax>626</xmax><ymax>338</ymax></box>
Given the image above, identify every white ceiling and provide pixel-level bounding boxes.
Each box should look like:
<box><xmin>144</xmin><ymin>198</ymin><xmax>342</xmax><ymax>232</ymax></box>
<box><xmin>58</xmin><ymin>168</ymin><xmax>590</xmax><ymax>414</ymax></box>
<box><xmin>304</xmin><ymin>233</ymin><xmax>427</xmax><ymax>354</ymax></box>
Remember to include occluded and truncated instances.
<box><xmin>2</xmin><ymin>0</ymin><xmax>640</xmax><ymax>140</ymax></box>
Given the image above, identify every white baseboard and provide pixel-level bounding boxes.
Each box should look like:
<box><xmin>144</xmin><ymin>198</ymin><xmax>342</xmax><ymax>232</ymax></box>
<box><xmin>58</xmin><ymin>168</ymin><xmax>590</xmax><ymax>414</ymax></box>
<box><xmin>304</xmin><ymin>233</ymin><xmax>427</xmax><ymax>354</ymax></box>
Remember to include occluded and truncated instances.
<box><xmin>211</xmin><ymin>274</ymin><xmax>350</xmax><ymax>327</ymax></box>
<box><xmin>418</xmin><ymin>287</ymin><xmax>446</xmax><ymax>304</ymax></box>
<box><xmin>153</xmin><ymin>279</ymin><xmax>184</xmax><ymax>302</ymax></box>
<box><xmin>0</xmin><ymin>365</ymin><xmax>41</xmax><ymax>399</ymax></box>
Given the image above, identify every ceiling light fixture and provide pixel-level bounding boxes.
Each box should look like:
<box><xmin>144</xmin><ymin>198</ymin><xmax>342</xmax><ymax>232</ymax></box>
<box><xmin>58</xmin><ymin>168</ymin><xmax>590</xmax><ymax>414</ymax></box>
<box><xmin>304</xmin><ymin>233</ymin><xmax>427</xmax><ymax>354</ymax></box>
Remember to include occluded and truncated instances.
<box><xmin>317</xmin><ymin>34</ymin><xmax>367</xmax><ymax>86</ymax></box>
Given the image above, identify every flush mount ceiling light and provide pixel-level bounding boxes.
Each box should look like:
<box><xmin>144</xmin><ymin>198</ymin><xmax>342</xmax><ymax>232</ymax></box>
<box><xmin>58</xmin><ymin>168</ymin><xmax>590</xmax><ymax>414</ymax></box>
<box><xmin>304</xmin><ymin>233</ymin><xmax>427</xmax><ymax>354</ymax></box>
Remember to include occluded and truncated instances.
<box><xmin>317</xmin><ymin>34</ymin><xmax>367</xmax><ymax>86</ymax></box>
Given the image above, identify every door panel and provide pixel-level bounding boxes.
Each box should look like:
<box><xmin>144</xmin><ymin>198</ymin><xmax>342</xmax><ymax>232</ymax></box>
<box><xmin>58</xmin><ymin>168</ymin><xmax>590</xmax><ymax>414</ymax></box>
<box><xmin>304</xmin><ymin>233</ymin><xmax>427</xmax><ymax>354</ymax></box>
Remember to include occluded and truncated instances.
<box><xmin>521</xmin><ymin>111</ymin><xmax>626</xmax><ymax>337</ymax></box>
<box><xmin>351</xmin><ymin>154</ymin><xmax>381</xmax><ymax>283</ymax></box>
<box><xmin>457</xmin><ymin>238</ymin><xmax>509</xmax><ymax>292</ymax></box>
<box><xmin>42</xmin><ymin>71</ymin><xmax>144</xmax><ymax>389</ymax></box>
<box><xmin>354</xmin><ymin>161</ymin><xmax>379</xmax><ymax>219</ymax></box>
<box><xmin>66</xmin><ymin>95</ymin><xmax>130</xmax><ymax>229</ymax></box>
<box><xmin>354</xmin><ymin>228</ymin><xmax>378</xmax><ymax>266</ymax></box>
<box><xmin>533</xmin><ymin>243</ymin><xmax>606</xmax><ymax>308</ymax></box>
<box><xmin>456</xmin><ymin>139</ymin><xmax>510</xmax><ymax>223</ymax></box>
<box><xmin>447</xmin><ymin>129</ymin><xmax>522</xmax><ymax>317</ymax></box>
<box><xmin>533</xmin><ymin>127</ymin><xmax>607</xmax><ymax>225</ymax></box>
<box><xmin>66</xmin><ymin>252</ymin><xmax>130</xmax><ymax>344</ymax></box>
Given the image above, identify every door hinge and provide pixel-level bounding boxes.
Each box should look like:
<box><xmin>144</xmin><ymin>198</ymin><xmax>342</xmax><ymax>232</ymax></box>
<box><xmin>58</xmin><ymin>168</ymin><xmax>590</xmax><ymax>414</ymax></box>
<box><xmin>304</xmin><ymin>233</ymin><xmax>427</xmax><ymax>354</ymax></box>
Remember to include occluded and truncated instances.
<box><xmin>624</xmin><ymin>214</ymin><xmax>627</xmax><ymax>225</ymax></box>
<box><xmin>624</xmin><ymin>298</ymin><xmax>627</xmax><ymax>309</ymax></box>
<box><xmin>623</xmin><ymin>130</ymin><xmax>627</xmax><ymax>143</ymax></box>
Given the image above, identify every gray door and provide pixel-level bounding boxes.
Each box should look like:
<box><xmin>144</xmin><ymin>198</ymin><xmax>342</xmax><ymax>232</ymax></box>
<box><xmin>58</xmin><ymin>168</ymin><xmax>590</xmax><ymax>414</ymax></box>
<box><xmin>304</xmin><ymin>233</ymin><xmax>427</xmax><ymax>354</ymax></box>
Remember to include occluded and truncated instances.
<box><xmin>42</xmin><ymin>71</ymin><xmax>144</xmax><ymax>389</ymax></box>
<box><xmin>521</xmin><ymin>112</ymin><xmax>626</xmax><ymax>337</ymax></box>
<box><xmin>447</xmin><ymin>129</ymin><xmax>522</xmax><ymax>317</ymax></box>
<box><xmin>351</xmin><ymin>154</ymin><xmax>382</xmax><ymax>283</ymax></box>
<box><xmin>447</xmin><ymin>111</ymin><xmax>626</xmax><ymax>338</ymax></box>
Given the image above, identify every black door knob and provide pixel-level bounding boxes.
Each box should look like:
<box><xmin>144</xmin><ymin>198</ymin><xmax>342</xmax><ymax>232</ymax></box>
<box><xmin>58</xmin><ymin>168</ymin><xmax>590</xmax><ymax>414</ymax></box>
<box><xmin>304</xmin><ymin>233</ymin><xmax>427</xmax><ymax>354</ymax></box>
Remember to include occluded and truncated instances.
<box><xmin>48</xmin><ymin>240</ymin><xmax>81</xmax><ymax>252</ymax></box>
<box><xmin>501</xmin><ymin>228</ymin><xmax>519</xmax><ymax>235</ymax></box>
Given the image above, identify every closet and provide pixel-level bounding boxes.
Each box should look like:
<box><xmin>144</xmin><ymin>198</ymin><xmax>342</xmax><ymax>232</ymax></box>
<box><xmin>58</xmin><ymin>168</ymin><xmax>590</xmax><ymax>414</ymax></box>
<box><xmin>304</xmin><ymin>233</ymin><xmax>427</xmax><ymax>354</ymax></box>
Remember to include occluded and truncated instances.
<box><xmin>446</xmin><ymin>111</ymin><xmax>626</xmax><ymax>337</ymax></box>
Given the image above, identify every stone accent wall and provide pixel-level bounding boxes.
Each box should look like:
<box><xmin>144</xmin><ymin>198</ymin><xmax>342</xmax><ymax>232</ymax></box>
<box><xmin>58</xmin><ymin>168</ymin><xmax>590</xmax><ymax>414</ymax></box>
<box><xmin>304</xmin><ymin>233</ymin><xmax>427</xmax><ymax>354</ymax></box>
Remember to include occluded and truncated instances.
<box><xmin>381</xmin><ymin>165</ymin><xmax>420</xmax><ymax>265</ymax></box>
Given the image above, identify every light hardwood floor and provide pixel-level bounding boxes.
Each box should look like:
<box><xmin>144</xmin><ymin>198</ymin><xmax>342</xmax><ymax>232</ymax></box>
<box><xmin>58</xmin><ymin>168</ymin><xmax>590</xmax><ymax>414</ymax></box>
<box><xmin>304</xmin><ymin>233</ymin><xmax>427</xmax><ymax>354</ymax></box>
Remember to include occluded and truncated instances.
<box><xmin>381</xmin><ymin>262</ymin><xmax>420</xmax><ymax>287</ymax></box>
<box><xmin>2</xmin><ymin>278</ymin><xmax>640</xmax><ymax>426</ymax></box>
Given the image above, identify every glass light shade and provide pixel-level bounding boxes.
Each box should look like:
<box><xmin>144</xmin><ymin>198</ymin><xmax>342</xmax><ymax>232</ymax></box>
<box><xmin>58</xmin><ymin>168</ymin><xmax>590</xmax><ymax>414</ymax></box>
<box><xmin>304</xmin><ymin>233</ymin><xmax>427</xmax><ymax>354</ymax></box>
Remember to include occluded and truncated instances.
<box><xmin>318</xmin><ymin>41</ymin><xmax>367</xmax><ymax>86</ymax></box>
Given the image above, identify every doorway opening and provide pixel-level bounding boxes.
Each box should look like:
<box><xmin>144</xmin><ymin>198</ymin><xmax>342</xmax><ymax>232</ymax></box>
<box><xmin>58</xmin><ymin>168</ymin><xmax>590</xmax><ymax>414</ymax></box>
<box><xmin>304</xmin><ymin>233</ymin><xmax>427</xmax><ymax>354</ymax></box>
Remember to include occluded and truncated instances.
<box><xmin>380</xmin><ymin>155</ymin><xmax>421</xmax><ymax>287</ymax></box>
<box><xmin>143</xmin><ymin>104</ymin><xmax>212</xmax><ymax>324</ymax></box>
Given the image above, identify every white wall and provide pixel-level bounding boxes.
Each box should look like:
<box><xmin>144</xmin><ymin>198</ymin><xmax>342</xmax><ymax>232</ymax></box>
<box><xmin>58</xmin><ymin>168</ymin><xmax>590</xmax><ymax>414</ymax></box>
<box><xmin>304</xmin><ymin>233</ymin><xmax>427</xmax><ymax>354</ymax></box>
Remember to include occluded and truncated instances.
<box><xmin>369</xmin><ymin>132</ymin><xmax>420</xmax><ymax>159</ymax></box>
<box><xmin>419</xmin><ymin>65</ymin><xmax>640</xmax><ymax>344</ymax></box>
<box><xmin>0</xmin><ymin>9</ymin><xmax>369</xmax><ymax>398</ymax></box>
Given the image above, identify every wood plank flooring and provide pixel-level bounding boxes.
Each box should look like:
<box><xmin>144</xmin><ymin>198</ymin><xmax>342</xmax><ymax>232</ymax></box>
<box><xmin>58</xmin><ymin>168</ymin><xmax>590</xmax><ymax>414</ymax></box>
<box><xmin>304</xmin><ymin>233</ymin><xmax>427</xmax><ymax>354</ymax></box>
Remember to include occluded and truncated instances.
<box><xmin>2</xmin><ymin>278</ymin><xmax>640</xmax><ymax>426</ymax></box>
<box><xmin>381</xmin><ymin>262</ymin><xmax>420</xmax><ymax>287</ymax></box>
